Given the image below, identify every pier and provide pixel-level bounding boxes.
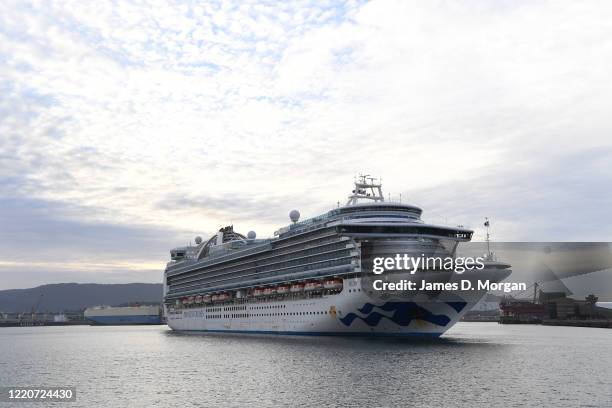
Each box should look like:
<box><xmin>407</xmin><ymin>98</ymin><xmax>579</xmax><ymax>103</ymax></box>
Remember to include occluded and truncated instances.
<box><xmin>0</xmin><ymin>312</ymin><xmax>89</xmax><ymax>327</ymax></box>
<box><xmin>499</xmin><ymin>291</ymin><xmax>612</xmax><ymax>328</ymax></box>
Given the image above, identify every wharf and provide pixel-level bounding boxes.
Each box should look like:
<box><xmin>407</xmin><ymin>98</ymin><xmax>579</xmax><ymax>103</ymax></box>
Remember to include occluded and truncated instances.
<box><xmin>0</xmin><ymin>321</ymin><xmax>89</xmax><ymax>327</ymax></box>
<box><xmin>541</xmin><ymin>319</ymin><xmax>612</xmax><ymax>328</ymax></box>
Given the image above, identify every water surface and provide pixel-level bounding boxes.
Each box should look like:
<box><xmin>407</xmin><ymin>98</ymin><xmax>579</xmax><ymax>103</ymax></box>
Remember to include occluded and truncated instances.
<box><xmin>1</xmin><ymin>323</ymin><xmax>610</xmax><ymax>407</ymax></box>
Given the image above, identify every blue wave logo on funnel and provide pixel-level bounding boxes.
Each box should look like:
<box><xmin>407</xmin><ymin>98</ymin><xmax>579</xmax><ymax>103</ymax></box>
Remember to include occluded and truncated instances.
<box><xmin>339</xmin><ymin>301</ymin><xmax>463</xmax><ymax>327</ymax></box>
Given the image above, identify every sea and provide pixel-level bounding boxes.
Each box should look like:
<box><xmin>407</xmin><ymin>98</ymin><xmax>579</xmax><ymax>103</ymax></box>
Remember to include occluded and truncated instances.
<box><xmin>0</xmin><ymin>323</ymin><xmax>610</xmax><ymax>407</ymax></box>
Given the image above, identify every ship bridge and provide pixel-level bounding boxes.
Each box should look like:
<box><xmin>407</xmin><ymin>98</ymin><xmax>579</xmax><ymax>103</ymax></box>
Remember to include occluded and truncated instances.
<box><xmin>275</xmin><ymin>177</ymin><xmax>424</xmax><ymax>239</ymax></box>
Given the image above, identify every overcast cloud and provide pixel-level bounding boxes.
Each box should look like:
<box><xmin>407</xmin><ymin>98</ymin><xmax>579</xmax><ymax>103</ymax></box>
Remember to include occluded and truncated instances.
<box><xmin>1</xmin><ymin>0</ymin><xmax>611</xmax><ymax>288</ymax></box>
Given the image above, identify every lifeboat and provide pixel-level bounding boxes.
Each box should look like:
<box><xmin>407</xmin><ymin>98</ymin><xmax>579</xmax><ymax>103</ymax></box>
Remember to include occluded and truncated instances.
<box><xmin>217</xmin><ymin>293</ymin><xmax>230</xmax><ymax>302</ymax></box>
<box><xmin>253</xmin><ymin>288</ymin><xmax>264</xmax><ymax>297</ymax></box>
<box><xmin>182</xmin><ymin>298</ymin><xmax>189</xmax><ymax>305</ymax></box>
<box><xmin>203</xmin><ymin>295</ymin><xmax>212</xmax><ymax>303</ymax></box>
<box><xmin>187</xmin><ymin>296</ymin><xmax>194</xmax><ymax>304</ymax></box>
<box><xmin>323</xmin><ymin>278</ymin><xmax>343</xmax><ymax>290</ymax></box>
<box><xmin>195</xmin><ymin>295</ymin><xmax>202</xmax><ymax>303</ymax></box>
<box><xmin>263</xmin><ymin>287</ymin><xmax>277</xmax><ymax>296</ymax></box>
<box><xmin>304</xmin><ymin>281</ymin><xmax>322</xmax><ymax>292</ymax></box>
<box><xmin>290</xmin><ymin>283</ymin><xmax>304</xmax><ymax>293</ymax></box>
<box><xmin>277</xmin><ymin>284</ymin><xmax>290</xmax><ymax>295</ymax></box>
<box><xmin>211</xmin><ymin>294</ymin><xmax>219</xmax><ymax>302</ymax></box>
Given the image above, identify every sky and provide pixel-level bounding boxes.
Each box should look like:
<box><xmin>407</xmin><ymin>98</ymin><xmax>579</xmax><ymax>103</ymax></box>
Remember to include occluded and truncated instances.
<box><xmin>1</xmin><ymin>0</ymin><xmax>611</xmax><ymax>289</ymax></box>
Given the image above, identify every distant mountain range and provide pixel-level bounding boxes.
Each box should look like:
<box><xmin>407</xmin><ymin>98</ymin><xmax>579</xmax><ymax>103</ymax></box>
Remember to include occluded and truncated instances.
<box><xmin>0</xmin><ymin>283</ymin><xmax>163</xmax><ymax>313</ymax></box>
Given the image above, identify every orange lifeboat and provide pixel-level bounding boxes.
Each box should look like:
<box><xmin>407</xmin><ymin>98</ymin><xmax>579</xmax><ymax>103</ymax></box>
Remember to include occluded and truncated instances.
<box><xmin>304</xmin><ymin>281</ymin><xmax>322</xmax><ymax>292</ymax></box>
<box><xmin>195</xmin><ymin>295</ymin><xmax>203</xmax><ymax>303</ymax></box>
<box><xmin>263</xmin><ymin>287</ymin><xmax>277</xmax><ymax>296</ymax></box>
<box><xmin>253</xmin><ymin>288</ymin><xmax>264</xmax><ymax>297</ymax></box>
<box><xmin>182</xmin><ymin>298</ymin><xmax>189</xmax><ymax>305</ymax></box>
<box><xmin>290</xmin><ymin>283</ymin><xmax>304</xmax><ymax>293</ymax></box>
<box><xmin>211</xmin><ymin>294</ymin><xmax>219</xmax><ymax>302</ymax></box>
<box><xmin>187</xmin><ymin>296</ymin><xmax>195</xmax><ymax>304</ymax></box>
<box><xmin>203</xmin><ymin>295</ymin><xmax>212</xmax><ymax>303</ymax></box>
<box><xmin>323</xmin><ymin>278</ymin><xmax>343</xmax><ymax>290</ymax></box>
<box><xmin>217</xmin><ymin>293</ymin><xmax>230</xmax><ymax>302</ymax></box>
<box><xmin>277</xmin><ymin>284</ymin><xmax>290</xmax><ymax>294</ymax></box>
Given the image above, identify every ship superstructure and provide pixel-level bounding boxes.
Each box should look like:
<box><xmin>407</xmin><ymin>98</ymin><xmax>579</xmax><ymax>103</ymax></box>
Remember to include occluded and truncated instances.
<box><xmin>163</xmin><ymin>176</ymin><xmax>511</xmax><ymax>336</ymax></box>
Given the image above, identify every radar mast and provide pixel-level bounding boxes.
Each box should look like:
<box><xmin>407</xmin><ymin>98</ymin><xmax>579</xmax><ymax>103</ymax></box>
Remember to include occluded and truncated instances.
<box><xmin>346</xmin><ymin>174</ymin><xmax>385</xmax><ymax>206</ymax></box>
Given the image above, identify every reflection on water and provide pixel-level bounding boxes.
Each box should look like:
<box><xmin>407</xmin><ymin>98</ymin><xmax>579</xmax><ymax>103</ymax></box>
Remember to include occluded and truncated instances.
<box><xmin>1</xmin><ymin>323</ymin><xmax>611</xmax><ymax>407</ymax></box>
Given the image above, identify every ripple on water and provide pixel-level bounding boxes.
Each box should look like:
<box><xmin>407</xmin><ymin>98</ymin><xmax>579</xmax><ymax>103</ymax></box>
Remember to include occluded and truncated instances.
<box><xmin>0</xmin><ymin>323</ymin><xmax>610</xmax><ymax>407</ymax></box>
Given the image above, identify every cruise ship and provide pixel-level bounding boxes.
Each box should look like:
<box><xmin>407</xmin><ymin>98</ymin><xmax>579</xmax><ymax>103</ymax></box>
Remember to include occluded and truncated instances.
<box><xmin>163</xmin><ymin>177</ymin><xmax>511</xmax><ymax>337</ymax></box>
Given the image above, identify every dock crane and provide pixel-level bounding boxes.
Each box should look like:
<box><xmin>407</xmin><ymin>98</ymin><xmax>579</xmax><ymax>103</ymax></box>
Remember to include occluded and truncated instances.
<box><xmin>31</xmin><ymin>294</ymin><xmax>43</xmax><ymax>323</ymax></box>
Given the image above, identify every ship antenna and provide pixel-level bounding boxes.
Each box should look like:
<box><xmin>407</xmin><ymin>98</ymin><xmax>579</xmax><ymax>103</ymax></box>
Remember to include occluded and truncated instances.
<box><xmin>484</xmin><ymin>217</ymin><xmax>491</xmax><ymax>259</ymax></box>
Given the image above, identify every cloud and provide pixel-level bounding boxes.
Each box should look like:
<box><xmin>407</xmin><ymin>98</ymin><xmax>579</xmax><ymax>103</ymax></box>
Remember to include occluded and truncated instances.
<box><xmin>0</xmin><ymin>197</ymin><xmax>183</xmax><ymax>288</ymax></box>
<box><xmin>155</xmin><ymin>192</ymin><xmax>295</xmax><ymax>225</ymax></box>
<box><xmin>1</xmin><ymin>0</ymin><xmax>611</xmax><ymax>288</ymax></box>
<box><xmin>409</xmin><ymin>147</ymin><xmax>612</xmax><ymax>241</ymax></box>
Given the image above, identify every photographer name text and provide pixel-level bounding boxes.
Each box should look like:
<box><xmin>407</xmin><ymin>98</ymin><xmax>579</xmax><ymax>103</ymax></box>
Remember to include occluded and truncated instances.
<box><xmin>372</xmin><ymin>279</ymin><xmax>526</xmax><ymax>293</ymax></box>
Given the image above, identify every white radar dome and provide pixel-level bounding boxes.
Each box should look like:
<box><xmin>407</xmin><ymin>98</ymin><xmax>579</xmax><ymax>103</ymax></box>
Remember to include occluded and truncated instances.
<box><xmin>289</xmin><ymin>210</ymin><xmax>300</xmax><ymax>223</ymax></box>
<box><xmin>247</xmin><ymin>231</ymin><xmax>256</xmax><ymax>239</ymax></box>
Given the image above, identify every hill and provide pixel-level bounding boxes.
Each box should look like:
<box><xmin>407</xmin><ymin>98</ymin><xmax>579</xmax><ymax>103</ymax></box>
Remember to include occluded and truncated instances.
<box><xmin>0</xmin><ymin>283</ymin><xmax>163</xmax><ymax>313</ymax></box>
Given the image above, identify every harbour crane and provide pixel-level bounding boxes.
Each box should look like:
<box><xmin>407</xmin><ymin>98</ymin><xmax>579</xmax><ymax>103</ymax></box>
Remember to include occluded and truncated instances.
<box><xmin>31</xmin><ymin>294</ymin><xmax>43</xmax><ymax>323</ymax></box>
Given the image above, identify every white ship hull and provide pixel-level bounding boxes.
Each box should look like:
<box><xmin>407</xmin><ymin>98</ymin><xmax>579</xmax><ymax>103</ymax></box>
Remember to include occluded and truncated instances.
<box><xmin>166</xmin><ymin>270</ymin><xmax>507</xmax><ymax>337</ymax></box>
